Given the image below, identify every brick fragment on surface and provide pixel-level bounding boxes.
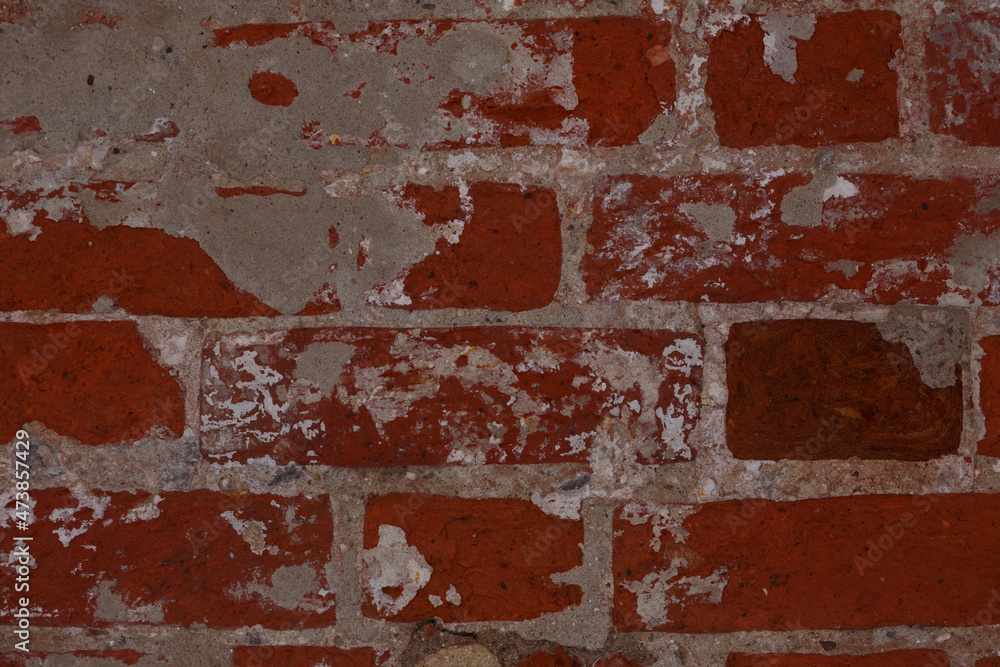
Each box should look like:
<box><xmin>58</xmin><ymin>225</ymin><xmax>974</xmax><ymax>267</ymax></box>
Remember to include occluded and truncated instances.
<box><xmin>927</xmin><ymin>10</ymin><xmax>1000</xmax><ymax>146</ymax></box>
<box><xmin>979</xmin><ymin>335</ymin><xmax>1000</xmax><ymax>457</ymax></box>
<box><xmin>726</xmin><ymin>651</ymin><xmax>951</xmax><ymax>666</ymax></box>
<box><xmin>1</xmin><ymin>321</ymin><xmax>184</xmax><ymax>444</ymax></box>
<box><xmin>0</xmin><ymin>490</ymin><xmax>335</xmax><ymax>628</ymax></box>
<box><xmin>726</xmin><ymin>319</ymin><xmax>962</xmax><ymax>461</ymax></box>
<box><xmin>614</xmin><ymin>495</ymin><xmax>1000</xmax><ymax>632</ymax></box>
<box><xmin>0</xmin><ymin>184</ymin><xmax>279</xmax><ymax>317</ymax></box>
<box><xmin>362</xmin><ymin>493</ymin><xmax>583</xmax><ymax>622</ymax></box>
<box><xmin>706</xmin><ymin>11</ymin><xmax>901</xmax><ymax>147</ymax></box>
<box><xmin>200</xmin><ymin>327</ymin><xmax>702</xmax><ymax>466</ymax></box>
<box><xmin>582</xmin><ymin>174</ymin><xmax>1000</xmax><ymax>304</ymax></box>
<box><xmin>213</xmin><ymin>18</ymin><xmax>675</xmax><ymax>148</ymax></box>
<box><xmin>367</xmin><ymin>183</ymin><xmax>561</xmax><ymax>311</ymax></box>
<box><xmin>233</xmin><ymin>646</ymin><xmax>379</xmax><ymax>667</ymax></box>
<box><xmin>977</xmin><ymin>658</ymin><xmax>1000</xmax><ymax>667</ymax></box>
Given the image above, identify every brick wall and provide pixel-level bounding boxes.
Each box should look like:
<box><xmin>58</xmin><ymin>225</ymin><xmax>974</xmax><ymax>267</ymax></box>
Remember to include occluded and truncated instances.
<box><xmin>2</xmin><ymin>0</ymin><xmax>1000</xmax><ymax>664</ymax></box>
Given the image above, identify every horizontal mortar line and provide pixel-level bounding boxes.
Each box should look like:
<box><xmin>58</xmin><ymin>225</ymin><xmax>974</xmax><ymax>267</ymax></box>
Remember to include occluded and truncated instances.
<box><xmin>2</xmin><ymin>303</ymin><xmax>985</xmax><ymax>329</ymax></box>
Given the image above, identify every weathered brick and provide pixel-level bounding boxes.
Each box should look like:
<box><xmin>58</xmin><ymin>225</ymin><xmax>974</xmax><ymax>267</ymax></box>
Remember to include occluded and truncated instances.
<box><xmin>980</xmin><ymin>336</ymin><xmax>1000</xmax><ymax>457</ymax></box>
<box><xmin>518</xmin><ymin>648</ymin><xmax>582</xmax><ymax>667</ymax></box>
<box><xmin>0</xmin><ymin>184</ymin><xmax>279</xmax><ymax>317</ymax></box>
<box><xmin>726</xmin><ymin>651</ymin><xmax>950</xmax><ymax>666</ymax></box>
<box><xmin>977</xmin><ymin>658</ymin><xmax>1000</xmax><ymax>667</ymax></box>
<box><xmin>213</xmin><ymin>18</ymin><xmax>675</xmax><ymax>148</ymax></box>
<box><xmin>362</xmin><ymin>493</ymin><xmax>582</xmax><ymax>622</ymax></box>
<box><xmin>0</xmin><ymin>490</ymin><xmax>334</xmax><ymax>628</ymax></box>
<box><xmin>0</xmin><ymin>651</ymin><xmax>156</xmax><ymax>666</ymax></box>
<box><xmin>614</xmin><ymin>495</ymin><xmax>1000</xmax><ymax>632</ymax></box>
<box><xmin>726</xmin><ymin>320</ymin><xmax>963</xmax><ymax>461</ymax></box>
<box><xmin>201</xmin><ymin>327</ymin><xmax>701</xmax><ymax>466</ymax></box>
<box><xmin>233</xmin><ymin>646</ymin><xmax>379</xmax><ymax>667</ymax></box>
<box><xmin>1</xmin><ymin>321</ymin><xmax>184</xmax><ymax>445</ymax></box>
<box><xmin>736</xmin><ymin>652</ymin><xmax>954</xmax><ymax>666</ymax></box>
<box><xmin>582</xmin><ymin>174</ymin><xmax>1000</xmax><ymax>304</ymax></box>
<box><xmin>927</xmin><ymin>10</ymin><xmax>1000</xmax><ymax>146</ymax></box>
<box><xmin>706</xmin><ymin>11</ymin><xmax>900</xmax><ymax>147</ymax></box>
<box><xmin>366</xmin><ymin>183</ymin><xmax>561</xmax><ymax>311</ymax></box>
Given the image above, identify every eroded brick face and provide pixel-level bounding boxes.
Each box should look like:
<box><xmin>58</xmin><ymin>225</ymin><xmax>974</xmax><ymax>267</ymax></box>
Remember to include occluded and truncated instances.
<box><xmin>614</xmin><ymin>495</ymin><xmax>1000</xmax><ymax>632</ymax></box>
<box><xmin>0</xmin><ymin>490</ymin><xmax>335</xmax><ymax>628</ymax></box>
<box><xmin>706</xmin><ymin>11</ymin><xmax>901</xmax><ymax>147</ymax></box>
<box><xmin>201</xmin><ymin>327</ymin><xmax>702</xmax><ymax>466</ymax></box>
<box><xmin>927</xmin><ymin>10</ymin><xmax>1000</xmax><ymax>146</ymax></box>
<box><xmin>1</xmin><ymin>322</ymin><xmax>184</xmax><ymax>444</ymax></box>
<box><xmin>362</xmin><ymin>493</ymin><xmax>583</xmax><ymax>622</ymax></box>
<box><xmin>582</xmin><ymin>175</ymin><xmax>1000</xmax><ymax>304</ymax></box>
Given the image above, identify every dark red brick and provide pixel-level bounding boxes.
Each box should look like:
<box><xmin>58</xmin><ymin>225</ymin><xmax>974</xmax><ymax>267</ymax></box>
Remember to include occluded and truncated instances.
<box><xmin>726</xmin><ymin>320</ymin><xmax>962</xmax><ymax>461</ymax></box>
<box><xmin>726</xmin><ymin>651</ymin><xmax>950</xmax><ymax>666</ymax></box>
<box><xmin>368</xmin><ymin>182</ymin><xmax>561</xmax><ymax>311</ymax></box>
<box><xmin>518</xmin><ymin>647</ymin><xmax>582</xmax><ymax>667</ymax></box>
<box><xmin>200</xmin><ymin>327</ymin><xmax>702</xmax><ymax>466</ymax></box>
<box><xmin>976</xmin><ymin>658</ymin><xmax>1000</xmax><ymax>667</ymax></box>
<box><xmin>614</xmin><ymin>495</ymin><xmax>1000</xmax><ymax>632</ymax></box>
<box><xmin>233</xmin><ymin>646</ymin><xmax>379</xmax><ymax>667</ymax></box>
<box><xmin>0</xmin><ymin>490</ymin><xmax>334</xmax><ymax>628</ymax></box>
<box><xmin>707</xmin><ymin>11</ymin><xmax>900</xmax><ymax>147</ymax></box>
<box><xmin>362</xmin><ymin>494</ymin><xmax>582</xmax><ymax>622</ymax></box>
<box><xmin>927</xmin><ymin>11</ymin><xmax>1000</xmax><ymax>146</ymax></box>
<box><xmin>980</xmin><ymin>336</ymin><xmax>1000</xmax><ymax>457</ymax></box>
<box><xmin>582</xmin><ymin>174</ymin><xmax>1000</xmax><ymax>304</ymax></box>
<box><xmin>1</xmin><ymin>321</ymin><xmax>184</xmax><ymax>445</ymax></box>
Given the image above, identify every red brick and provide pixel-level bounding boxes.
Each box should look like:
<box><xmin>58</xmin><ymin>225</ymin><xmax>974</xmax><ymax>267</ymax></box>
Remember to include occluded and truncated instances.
<box><xmin>0</xmin><ymin>115</ymin><xmax>42</xmax><ymax>135</ymax></box>
<box><xmin>0</xmin><ymin>1</ymin><xmax>29</xmax><ymax>23</ymax></box>
<box><xmin>1</xmin><ymin>321</ymin><xmax>184</xmax><ymax>445</ymax></box>
<box><xmin>0</xmin><ymin>489</ymin><xmax>334</xmax><ymax>628</ymax></box>
<box><xmin>233</xmin><ymin>646</ymin><xmax>379</xmax><ymax>667</ymax></box>
<box><xmin>367</xmin><ymin>183</ymin><xmax>561</xmax><ymax>311</ymax></box>
<box><xmin>726</xmin><ymin>652</ymin><xmax>950</xmax><ymax>666</ymax></box>
<box><xmin>248</xmin><ymin>70</ymin><xmax>299</xmax><ymax>107</ymax></box>
<box><xmin>980</xmin><ymin>336</ymin><xmax>1000</xmax><ymax>457</ymax></box>
<box><xmin>977</xmin><ymin>658</ymin><xmax>1000</xmax><ymax>667</ymax></box>
<box><xmin>518</xmin><ymin>648</ymin><xmax>582</xmax><ymax>667</ymax></box>
<box><xmin>726</xmin><ymin>320</ymin><xmax>962</xmax><ymax>461</ymax></box>
<box><xmin>927</xmin><ymin>11</ymin><xmax>1000</xmax><ymax>146</ymax></box>
<box><xmin>614</xmin><ymin>495</ymin><xmax>1000</xmax><ymax>632</ymax></box>
<box><xmin>0</xmin><ymin>184</ymin><xmax>279</xmax><ymax>317</ymax></box>
<box><xmin>0</xmin><ymin>651</ymin><xmax>156</xmax><ymax>666</ymax></box>
<box><xmin>213</xmin><ymin>18</ymin><xmax>674</xmax><ymax>148</ymax></box>
<box><xmin>200</xmin><ymin>327</ymin><xmax>702</xmax><ymax>466</ymax></box>
<box><xmin>707</xmin><ymin>11</ymin><xmax>900</xmax><ymax>147</ymax></box>
<box><xmin>362</xmin><ymin>493</ymin><xmax>582</xmax><ymax>622</ymax></box>
<box><xmin>582</xmin><ymin>174</ymin><xmax>1000</xmax><ymax>304</ymax></box>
